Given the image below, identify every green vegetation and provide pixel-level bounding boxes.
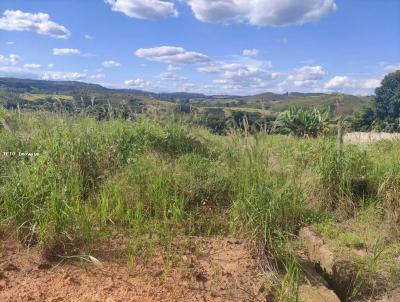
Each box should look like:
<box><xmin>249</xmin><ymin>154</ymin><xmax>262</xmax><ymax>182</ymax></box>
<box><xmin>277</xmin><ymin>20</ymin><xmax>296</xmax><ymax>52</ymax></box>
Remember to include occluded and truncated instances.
<box><xmin>0</xmin><ymin>76</ymin><xmax>371</xmax><ymax>135</ymax></box>
<box><xmin>352</xmin><ymin>70</ymin><xmax>400</xmax><ymax>132</ymax></box>
<box><xmin>0</xmin><ymin>72</ymin><xmax>399</xmax><ymax>300</ymax></box>
<box><xmin>0</xmin><ymin>105</ymin><xmax>399</xmax><ymax>301</ymax></box>
<box><xmin>274</xmin><ymin>106</ymin><xmax>331</xmax><ymax>137</ymax></box>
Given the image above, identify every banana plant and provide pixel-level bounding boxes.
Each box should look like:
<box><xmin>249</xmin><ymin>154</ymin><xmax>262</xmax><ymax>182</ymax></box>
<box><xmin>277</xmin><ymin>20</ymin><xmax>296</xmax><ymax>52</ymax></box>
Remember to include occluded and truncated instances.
<box><xmin>274</xmin><ymin>106</ymin><xmax>330</xmax><ymax>137</ymax></box>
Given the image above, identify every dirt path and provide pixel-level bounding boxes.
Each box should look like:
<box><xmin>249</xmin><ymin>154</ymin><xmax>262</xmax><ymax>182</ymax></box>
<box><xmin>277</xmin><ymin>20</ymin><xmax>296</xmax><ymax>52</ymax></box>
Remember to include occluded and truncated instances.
<box><xmin>0</xmin><ymin>237</ymin><xmax>266</xmax><ymax>302</ymax></box>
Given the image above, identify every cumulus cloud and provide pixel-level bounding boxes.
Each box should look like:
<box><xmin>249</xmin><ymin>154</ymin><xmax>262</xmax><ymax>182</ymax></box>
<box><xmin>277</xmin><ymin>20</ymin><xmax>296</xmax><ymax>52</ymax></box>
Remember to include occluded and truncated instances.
<box><xmin>105</xmin><ymin>0</ymin><xmax>177</xmax><ymax>20</ymax></box>
<box><xmin>0</xmin><ymin>54</ymin><xmax>20</xmax><ymax>65</ymax></box>
<box><xmin>84</xmin><ymin>34</ymin><xmax>93</xmax><ymax>40</ymax></box>
<box><xmin>243</xmin><ymin>48</ymin><xmax>259</xmax><ymax>57</ymax></box>
<box><xmin>135</xmin><ymin>46</ymin><xmax>210</xmax><ymax>64</ymax></box>
<box><xmin>102</xmin><ymin>60</ymin><xmax>121</xmax><ymax>68</ymax></box>
<box><xmin>185</xmin><ymin>0</ymin><xmax>337</xmax><ymax>26</ymax></box>
<box><xmin>200</xmin><ymin>63</ymin><xmax>277</xmax><ymax>92</ymax></box>
<box><xmin>124</xmin><ymin>78</ymin><xmax>153</xmax><ymax>89</ymax></box>
<box><xmin>324</xmin><ymin>76</ymin><xmax>350</xmax><ymax>89</ymax></box>
<box><xmin>360</xmin><ymin>79</ymin><xmax>381</xmax><ymax>90</ymax></box>
<box><xmin>215</xmin><ymin>68</ymin><xmax>275</xmax><ymax>85</ymax></box>
<box><xmin>196</xmin><ymin>57</ymin><xmax>278</xmax><ymax>93</ymax></box>
<box><xmin>53</xmin><ymin>48</ymin><xmax>81</xmax><ymax>56</ymax></box>
<box><xmin>287</xmin><ymin>65</ymin><xmax>326</xmax><ymax>87</ymax></box>
<box><xmin>0</xmin><ymin>10</ymin><xmax>70</xmax><ymax>38</ymax></box>
<box><xmin>23</xmin><ymin>64</ymin><xmax>41</xmax><ymax>69</ymax></box>
<box><xmin>324</xmin><ymin>75</ymin><xmax>381</xmax><ymax>94</ymax></box>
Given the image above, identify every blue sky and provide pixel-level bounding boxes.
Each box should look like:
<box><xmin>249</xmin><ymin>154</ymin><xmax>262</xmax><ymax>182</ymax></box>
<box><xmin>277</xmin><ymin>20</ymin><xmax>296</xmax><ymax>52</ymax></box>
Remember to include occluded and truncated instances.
<box><xmin>0</xmin><ymin>0</ymin><xmax>399</xmax><ymax>95</ymax></box>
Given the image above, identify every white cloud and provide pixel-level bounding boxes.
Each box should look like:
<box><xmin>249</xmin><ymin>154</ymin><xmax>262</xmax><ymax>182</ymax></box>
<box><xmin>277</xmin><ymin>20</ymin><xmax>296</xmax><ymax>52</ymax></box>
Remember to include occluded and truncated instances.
<box><xmin>41</xmin><ymin>71</ymin><xmax>86</xmax><ymax>81</ymax></box>
<box><xmin>243</xmin><ymin>48</ymin><xmax>259</xmax><ymax>57</ymax></box>
<box><xmin>288</xmin><ymin>65</ymin><xmax>326</xmax><ymax>87</ymax></box>
<box><xmin>0</xmin><ymin>64</ymin><xmax>105</xmax><ymax>83</ymax></box>
<box><xmin>0</xmin><ymin>10</ymin><xmax>70</xmax><ymax>39</ymax></box>
<box><xmin>198</xmin><ymin>63</ymin><xmax>247</xmax><ymax>73</ymax></box>
<box><xmin>48</xmin><ymin>63</ymin><xmax>54</xmax><ymax>69</ymax></box>
<box><xmin>135</xmin><ymin>46</ymin><xmax>210</xmax><ymax>64</ymax></box>
<box><xmin>105</xmin><ymin>0</ymin><xmax>177</xmax><ymax>20</ymax></box>
<box><xmin>196</xmin><ymin>58</ymin><xmax>277</xmax><ymax>93</ymax></box>
<box><xmin>23</xmin><ymin>64</ymin><xmax>41</xmax><ymax>69</ymax></box>
<box><xmin>215</xmin><ymin>68</ymin><xmax>275</xmax><ymax>85</ymax></box>
<box><xmin>53</xmin><ymin>48</ymin><xmax>81</xmax><ymax>56</ymax></box>
<box><xmin>84</xmin><ymin>34</ymin><xmax>93</xmax><ymax>40</ymax></box>
<box><xmin>0</xmin><ymin>66</ymin><xmax>36</xmax><ymax>77</ymax></box>
<box><xmin>185</xmin><ymin>0</ymin><xmax>337</xmax><ymax>26</ymax></box>
<box><xmin>359</xmin><ymin>79</ymin><xmax>381</xmax><ymax>90</ymax></box>
<box><xmin>159</xmin><ymin>71</ymin><xmax>187</xmax><ymax>81</ymax></box>
<box><xmin>324</xmin><ymin>75</ymin><xmax>381</xmax><ymax>95</ymax></box>
<box><xmin>124</xmin><ymin>78</ymin><xmax>153</xmax><ymax>89</ymax></box>
<box><xmin>0</xmin><ymin>54</ymin><xmax>20</xmax><ymax>65</ymax></box>
<box><xmin>207</xmin><ymin>64</ymin><xmax>276</xmax><ymax>91</ymax></box>
<box><xmin>102</xmin><ymin>60</ymin><xmax>121</xmax><ymax>68</ymax></box>
<box><xmin>6</xmin><ymin>41</ymin><xmax>14</xmax><ymax>45</ymax></box>
<box><xmin>324</xmin><ymin>76</ymin><xmax>351</xmax><ymax>89</ymax></box>
<box><xmin>198</xmin><ymin>59</ymin><xmax>272</xmax><ymax>74</ymax></box>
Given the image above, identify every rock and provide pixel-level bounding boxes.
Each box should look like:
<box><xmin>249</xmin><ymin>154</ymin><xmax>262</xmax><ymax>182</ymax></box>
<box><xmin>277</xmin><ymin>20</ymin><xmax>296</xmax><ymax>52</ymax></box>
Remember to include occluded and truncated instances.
<box><xmin>299</xmin><ymin>285</ymin><xmax>341</xmax><ymax>302</ymax></box>
<box><xmin>299</xmin><ymin>227</ymin><xmax>335</xmax><ymax>274</ymax></box>
<box><xmin>297</xmin><ymin>252</ymin><xmax>341</xmax><ymax>302</ymax></box>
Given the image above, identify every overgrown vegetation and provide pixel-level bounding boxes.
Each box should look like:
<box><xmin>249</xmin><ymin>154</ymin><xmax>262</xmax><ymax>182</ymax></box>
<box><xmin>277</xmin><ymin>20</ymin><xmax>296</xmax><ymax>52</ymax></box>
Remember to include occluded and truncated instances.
<box><xmin>0</xmin><ymin>105</ymin><xmax>399</xmax><ymax>301</ymax></box>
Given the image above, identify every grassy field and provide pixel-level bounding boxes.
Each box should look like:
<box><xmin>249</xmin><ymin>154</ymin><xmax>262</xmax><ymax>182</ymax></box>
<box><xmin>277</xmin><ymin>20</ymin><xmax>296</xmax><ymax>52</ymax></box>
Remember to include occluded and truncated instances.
<box><xmin>20</xmin><ymin>93</ymin><xmax>74</xmax><ymax>102</ymax></box>
<box><xmin>0</xmin><ymin>108</ymin><xmax>399</xmax><ymax>301</ymax></box>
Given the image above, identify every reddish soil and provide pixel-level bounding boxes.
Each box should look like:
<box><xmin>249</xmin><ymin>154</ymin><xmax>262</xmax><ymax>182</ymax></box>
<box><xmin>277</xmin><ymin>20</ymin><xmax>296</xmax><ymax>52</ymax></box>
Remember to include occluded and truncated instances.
<box><xmin>0</xmin><ymin>237</ymin><xmax>267</xmax><ymax>302</ymax></box>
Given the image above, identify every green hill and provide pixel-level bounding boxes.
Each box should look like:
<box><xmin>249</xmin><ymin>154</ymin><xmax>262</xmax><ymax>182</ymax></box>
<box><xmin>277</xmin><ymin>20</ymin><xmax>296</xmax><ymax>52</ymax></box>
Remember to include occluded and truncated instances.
<box><xmin>0</xmin><ymin>77</ymin><xmax>371</xmax><ymax>122</ymax></box>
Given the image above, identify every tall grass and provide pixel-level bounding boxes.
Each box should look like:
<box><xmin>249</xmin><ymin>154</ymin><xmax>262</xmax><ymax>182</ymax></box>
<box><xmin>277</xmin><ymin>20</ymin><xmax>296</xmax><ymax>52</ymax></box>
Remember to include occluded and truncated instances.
<box><xmin>0</xmin><ymin>109</ymin><xmax>399</xmax><ymax>300</ymax></box>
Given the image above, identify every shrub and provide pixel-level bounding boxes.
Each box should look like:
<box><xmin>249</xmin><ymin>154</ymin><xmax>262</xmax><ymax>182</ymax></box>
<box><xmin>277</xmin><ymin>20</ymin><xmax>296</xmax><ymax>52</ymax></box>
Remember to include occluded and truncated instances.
<box><xmin>274</xmin><ymin>106</ymin><xmax>330</xmax><ymax>137</ymax></box>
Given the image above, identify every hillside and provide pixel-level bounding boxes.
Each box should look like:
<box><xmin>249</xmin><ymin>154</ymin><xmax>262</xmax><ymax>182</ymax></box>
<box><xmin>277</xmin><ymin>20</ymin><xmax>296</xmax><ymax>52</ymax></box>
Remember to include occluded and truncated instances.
<box><xmin>0</xmin><ymin>77</ymin><xmax>372</xmax><ymax>115</ymax></box>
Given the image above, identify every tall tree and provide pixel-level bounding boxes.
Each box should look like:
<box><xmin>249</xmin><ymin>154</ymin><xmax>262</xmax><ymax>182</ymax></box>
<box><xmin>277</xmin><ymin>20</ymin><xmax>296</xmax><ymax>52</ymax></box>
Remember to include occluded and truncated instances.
<box><xmin>375</xmin><ymin>70</ymin><xmax>400</xmax><ymax>121</ymax></box>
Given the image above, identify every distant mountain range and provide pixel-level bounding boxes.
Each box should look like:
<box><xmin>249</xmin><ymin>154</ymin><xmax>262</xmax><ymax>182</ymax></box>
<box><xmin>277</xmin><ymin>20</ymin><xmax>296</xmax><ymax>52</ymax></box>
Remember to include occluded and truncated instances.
<box><xmin>0</xmin><ymin>77</ymin><xmax>373</xmax><ymax>116</ymax></box>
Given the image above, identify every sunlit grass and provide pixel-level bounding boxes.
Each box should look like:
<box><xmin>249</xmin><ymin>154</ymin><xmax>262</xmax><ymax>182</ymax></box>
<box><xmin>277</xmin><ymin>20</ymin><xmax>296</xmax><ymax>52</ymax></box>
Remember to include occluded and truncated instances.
<box><xmin>0</xmin><ymin>108</ymin><xmax>399</xmax><ymax>301</ymax></box>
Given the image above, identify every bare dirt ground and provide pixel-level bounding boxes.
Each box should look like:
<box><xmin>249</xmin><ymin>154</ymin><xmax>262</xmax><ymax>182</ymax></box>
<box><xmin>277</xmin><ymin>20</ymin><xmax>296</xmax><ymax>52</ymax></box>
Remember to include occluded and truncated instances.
<box><xmin>0</xmin><ymin>237</ymin><xmax>267</xmax><ymax>302</ymax></box>
<box><xmin>344</xmin><ymin>132</ymin><xmax>400</xmax><ymax>144</ymax></box>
